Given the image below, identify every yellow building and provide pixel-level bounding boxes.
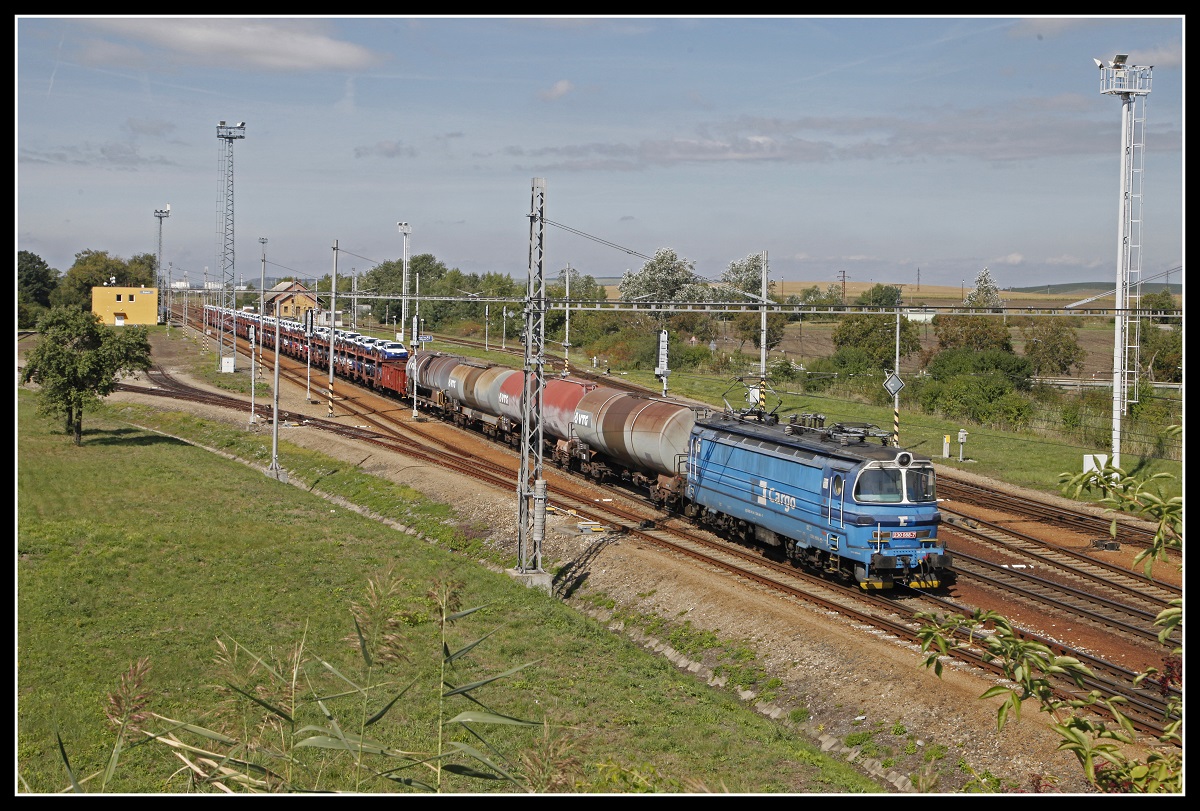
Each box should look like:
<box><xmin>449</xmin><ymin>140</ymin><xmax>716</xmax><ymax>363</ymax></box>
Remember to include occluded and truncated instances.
<box><xmin>91</xmin><ymin>286</ymin><xmax>159</xmax><ymax>326</ymax></box>
<box><xmin>266</xmin><ymin>281</ymin><xmax>318</xmax><ymax>322</ymax></box>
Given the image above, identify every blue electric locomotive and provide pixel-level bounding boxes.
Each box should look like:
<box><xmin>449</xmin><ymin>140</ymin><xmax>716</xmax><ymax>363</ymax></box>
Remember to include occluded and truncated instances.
<box><xmin>683</xmin><ymin>411</ymin><xmax>948</xmax><ymax>589</ymax></box>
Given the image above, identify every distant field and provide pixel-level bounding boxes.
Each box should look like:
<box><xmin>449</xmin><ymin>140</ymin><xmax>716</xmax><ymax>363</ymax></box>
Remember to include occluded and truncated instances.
<box><xmin>594</xmin><ymin>279</ymin><xmax>1179</xmax><ymax>307</ymax></box>
<box><xmin>771</xmin><ymin>282</ymin><xmax>1112</xmax><ymax>308</ymax></box>
<box><xmin>597</xmin><ymin>281</ymin><xmax>1131</xmax><ymax>308</ymax></box>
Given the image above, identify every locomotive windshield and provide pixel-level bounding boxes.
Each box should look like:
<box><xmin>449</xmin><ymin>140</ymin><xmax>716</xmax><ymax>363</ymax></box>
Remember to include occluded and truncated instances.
<box><xmin>905</xmin><ymin>467</ymin><xmax>937</xmax><ymax>503</ymax></box>
<box><xmin>853</xmin><ymin>464</ymin><xmax>936</xmax><ymax>504</ymax></box>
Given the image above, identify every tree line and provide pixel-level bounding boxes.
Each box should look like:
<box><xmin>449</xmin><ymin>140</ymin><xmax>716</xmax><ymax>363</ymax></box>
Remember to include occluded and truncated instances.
<box><xmin>17</xmin><ymin>247</ymin><xmax>1181</xmax><ymax>454</ymax></box>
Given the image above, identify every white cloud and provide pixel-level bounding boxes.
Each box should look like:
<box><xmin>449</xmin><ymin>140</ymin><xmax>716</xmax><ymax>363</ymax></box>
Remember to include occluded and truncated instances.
<box><xmin>81</xmin><ymin>19</ymin><xmax>386</xmax><ymax>72</ymax></box>
<box><xmin>539</xmin><ymin>80</ymin><xmax>573</xmax><ymax>101</ymax></box>
<box><xmin>989</xmin><ymin>253</ymin><xmax>1025</xmax><ymax>266</ymax></box>
<box><xmin>353</xmin><ymin>140</ymin><xmax>416</xmax><ymax>159</ymax></box>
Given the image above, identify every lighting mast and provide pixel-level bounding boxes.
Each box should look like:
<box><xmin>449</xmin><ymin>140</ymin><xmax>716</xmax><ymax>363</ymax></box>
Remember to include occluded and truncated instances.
<box><xmin>216</xmin><ymin>120</ymin><xmax>246</xmax><ymax>372</ymax></box>
<box><xmin>1095</xmin><ymin>54</ymin><xmax>1152</xmax><ymax>471</ymax></box>
<box><xmin>155</xmin><ymin>204</ymin><xmax>170</xmax><ymax>325</ymax></box>
<box><xmin>397</xmin><ymin>222</ymin><xmax>411</xmax><ymax>342</ymax></box>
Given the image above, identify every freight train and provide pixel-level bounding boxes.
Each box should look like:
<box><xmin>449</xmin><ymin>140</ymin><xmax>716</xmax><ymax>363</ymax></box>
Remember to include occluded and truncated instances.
<box><xmin>407</xmin><ymin>350</ymin><xmax>950</xmax><ymax>590</ymax></box>
<box><xmin>202</xmin><ymin>306</ymin><xmax>950</xmax><ymax>589</ymax></box>
<box><xmin>203</xmin><ymin>305</ymin><xmax>410</xmax><ymax>396</ymax></box>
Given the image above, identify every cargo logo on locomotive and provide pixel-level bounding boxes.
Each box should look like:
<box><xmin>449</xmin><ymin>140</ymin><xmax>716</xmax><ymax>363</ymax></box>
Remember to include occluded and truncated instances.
<box><xmin>756</xmin><ymin>480</ymin><xmax>797</xmax><ymax>513</ymax></box>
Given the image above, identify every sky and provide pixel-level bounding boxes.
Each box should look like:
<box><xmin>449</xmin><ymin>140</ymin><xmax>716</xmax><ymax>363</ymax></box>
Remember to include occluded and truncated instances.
<box><xmin>15</xmin><ymin>15</ymin><xmax>1184</xmax><ymax>294</ymax></box>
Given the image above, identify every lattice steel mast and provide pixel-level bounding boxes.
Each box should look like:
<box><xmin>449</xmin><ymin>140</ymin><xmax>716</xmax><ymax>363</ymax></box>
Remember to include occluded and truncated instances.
<box><xmin>517</xmin><ymin>178</ymin><xmax>547</xmax><ymax>575</ymax></box>
<box><xmin>216</xmin><ymin>121</ymin><xmax>246</xmax><ymax>371</ymax></box>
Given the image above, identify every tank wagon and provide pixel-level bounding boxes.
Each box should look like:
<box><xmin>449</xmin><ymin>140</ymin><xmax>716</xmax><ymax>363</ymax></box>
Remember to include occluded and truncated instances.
<box><xmin>408</xmin><ymin>350</ymin><xmax>949</xmax><ymax>589</ymax></box>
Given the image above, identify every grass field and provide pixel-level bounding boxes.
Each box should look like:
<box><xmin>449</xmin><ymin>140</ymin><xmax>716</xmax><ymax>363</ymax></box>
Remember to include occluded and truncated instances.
<box><xmin>16</xmin><ymin>389</ymin><xmax>881</xmax><ymax>795</ymax></box>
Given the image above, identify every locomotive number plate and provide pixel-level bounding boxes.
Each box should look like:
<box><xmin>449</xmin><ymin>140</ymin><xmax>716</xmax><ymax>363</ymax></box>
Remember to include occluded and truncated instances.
<box><xmin>892</xmin><ymin>531</ymin><xmax>917</xmax><ymax>539</ymax></box>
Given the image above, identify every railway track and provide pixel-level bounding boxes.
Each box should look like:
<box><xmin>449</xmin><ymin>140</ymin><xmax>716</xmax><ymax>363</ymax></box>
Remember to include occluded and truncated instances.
<box><xmin>114</xmin><ymin>344</ymin><xmax>1181</xmax><ymax>743</ymax></box>
<box><xmin>938</xmin><ymin>478</ymin><xmax>1162</xmax><ymax>551</ymax></box>
<box><xmin>942</xmin><ymin>512</ymin><xmax>1179</xmax><ymax>602</ymax></box>
<box><xmin>946</xmin><ymin>548</ymin><xmax>1169</xmax><ymax>645</ymax></box>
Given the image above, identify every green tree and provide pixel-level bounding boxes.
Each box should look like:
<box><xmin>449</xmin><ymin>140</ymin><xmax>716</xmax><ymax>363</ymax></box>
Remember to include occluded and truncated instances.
<box><xmin>18</xmin><ymin>250</ymin><xmax>59</xmax><ymax>328</ymax></box>
<box><xmin>362</xmin><ymin>258</ymin><xmax>404</xmax><ymax>295</ymax></box>
<box><xmin>53</xmin><ymin>250</ymin><xmax>155</xmax><ymax>312</ymax></box>
<box><xmin>854</xmin><ymin>283</ymin><xmax>903</xmax><ymax>309</ymax></box>
<box><xmin>719</xmin><ymin>253</ymin><xmax>775</xmax><ymax>299</ymax></box>
<box><xmin>964</xmin><ymin>266</ymin><xmax>1005</xmax><ymax>310</ymax></box>
<box><xmin>933</xmin><ymin>314</ymin><xmax>1013</xmax><ymax>352</ymax></box>
<box><xmin>818</xmin><ymin>346</ymin><xmax>876</xmax><ymax>384</ymax></box>
<box><xmin>793</xmin><ymin>284</ymin><xmax>842</xmax><ymax>308</ymax></box>
<box><xmin>1138</xmin><ymin>289</ymin><xmax>1177</xmax><ymax>324</ymax></box>
<box><xmin>18</xmin><ymin>250</ymin><xmax>58</xmax><ymax>307</ymax></box>
<box><xmin>126</xmin><ymin>253</ymin><xmax>158</xmax><ymax>288</ymax></box>
<box><xmin>714</xmin><ymin>254</ymin><xmax>781</xmax><ymax>352</ymax></box>
<box><xmin>664</xmin><ymin>311</ymin><xmax>718</xmax><ymax>346</ymax></box>
<box><xmin>815</xmin><ymin>283</ymin><xmax>845</xmax><ymax>307</ymax></box>
<box><xmin>1139</xmin><ymin>324</ymin><xmax>1182</xmax><ymax>384</ymax></box>
<box><xmin>916</xmin><ymin>371</ymin><xmax>1029</xmax><ymax>424</ymax></box>
<box><xmin>323</xmin><ymin>253</ymin><xmax>452</xmax><ymax>329</ymax></box>
<box><xmin>788</xmin><ymin>284</ymin><xmax>844</xmax><ymax>322</ymax></box>
<box><xmin>21</xmin><ymin>307</ymin><xmax>153</xmax><ymax>445</ymax></box>
<box><xmin>546</xmin><ymin>266</ymin><xmax>609</xmax><ymax>348</ymax></box>
<box><xmin>361</xmin><ymin>258</ymin><xmax>408</xmax><ymax>325</ymax></box>
<box><xmin>831</xmin><ymin>313</ymin><xmax>921</xmax><ymax>370</ymax></box>
<box><xmin>926</xmin><ymin>347</ymin><xmax>1033</xmax><ymax>389</ymax></box>
<box><xmin>1021</xmin><ymin>319</ymin><xmax>1086</xmax><ymax>376</ymax></box>
<box><xmin>729</xmin><ymin>312</ymin><xmax>788</xmax><ymax>353</ymax></box>
<box><xmin>618</xmin><ymin>248</ymin><xmax>710</xmax><ymax>303</ymax></box>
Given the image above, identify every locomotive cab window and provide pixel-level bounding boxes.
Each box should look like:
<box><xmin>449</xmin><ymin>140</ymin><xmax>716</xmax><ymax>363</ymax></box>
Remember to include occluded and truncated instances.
<box><xmin>854</xmin><ymin>464</ymin><xmax>937</xmax><ymax>504</ymax></box>
<box><xmin>905</xmin><ymin>467</ymin><xmax>937</xmax><ymax>503</ymax></box>
<box><xmin>854</xmin><ymin>468</ymin><xmax>903</xmax><ymax>503</ymax></box>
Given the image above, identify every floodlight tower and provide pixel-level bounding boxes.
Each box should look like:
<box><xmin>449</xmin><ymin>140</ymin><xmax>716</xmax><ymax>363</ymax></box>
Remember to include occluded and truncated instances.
<box><xmin>216</xmin><ymin>120</ymin><xmax>246</xmax><ymax>371</ymax></box>
<box><xmin>155</xmin><ymin>204</ymin><xmax>170</xmax><ymax>324</ymax></box>
<box><xmin>397</xmin><ymin>221</ymin><xmax>411</xmax><ymax>341</ymax></box>
<box><xmin>1095</xmin><ymin>54</ymin><xmax>1152</xmax><ymax>471</ymax></box>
